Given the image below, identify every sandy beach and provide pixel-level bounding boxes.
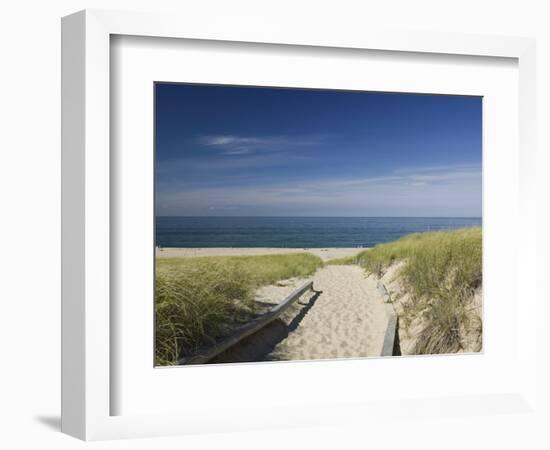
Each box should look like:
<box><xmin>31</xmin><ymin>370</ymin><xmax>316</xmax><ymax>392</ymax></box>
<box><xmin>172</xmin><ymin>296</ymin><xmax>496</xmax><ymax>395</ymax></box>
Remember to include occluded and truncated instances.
<box><xmin>265</xmin><ymin>265</ymin><xmax>390</xmax><ymax>360</ymax></box>
<box><xmin>156</xmin><ymin>247</ymin><xmax>367</xmax><ymax>262</ymax></box>
<box><xmin>156</xmin><ymin>231</ymin><xmax>482</xmax><ymax>364</ymax></box>
<box><xmin>157</xmin><ymin>246</ymin><xmax>388</xmax><ymax>361</ymax></box>
<box><xmin>211</xmin><ymin>265</ymin><xmax>390</xmax><ymax>363</ymax></box>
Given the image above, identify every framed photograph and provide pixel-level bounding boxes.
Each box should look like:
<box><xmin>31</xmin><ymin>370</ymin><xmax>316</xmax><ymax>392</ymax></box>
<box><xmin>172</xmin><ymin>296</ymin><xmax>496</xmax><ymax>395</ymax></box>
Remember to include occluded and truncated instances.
<box><xmin>61</xmin><ymin>9</ymin><xmax>537</xmax><ymax>440</ymax></box>
<box><xmin>153</xmin><ymin>82</ymin><xmax>483</xmax><ymax>367</ymax></box>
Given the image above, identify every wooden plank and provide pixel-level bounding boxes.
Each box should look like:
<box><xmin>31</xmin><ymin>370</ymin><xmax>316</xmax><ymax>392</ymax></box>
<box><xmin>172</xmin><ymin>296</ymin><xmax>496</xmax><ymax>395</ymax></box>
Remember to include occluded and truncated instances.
<box><xmin>381</xmin><ymin>307</ymin><xmax>398</xmax><ymax>356</ymax></box>
<box><xmin>378</xmin><ymin>279</ymin><xmax>399</xmax><ymax>356</ymax></box>
<box><xmin>179</xmin><ymin>281</ymin><xmax>314</xmax><ymax>365</ymax></box>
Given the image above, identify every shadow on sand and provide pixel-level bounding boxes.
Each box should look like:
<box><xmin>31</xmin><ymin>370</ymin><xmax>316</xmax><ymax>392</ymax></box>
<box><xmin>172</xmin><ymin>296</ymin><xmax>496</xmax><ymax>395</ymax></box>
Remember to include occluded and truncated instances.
<box><xmin>210</xmin><ymin>290</ymin><xmax>323</xmax><ymax>364</ymax></box>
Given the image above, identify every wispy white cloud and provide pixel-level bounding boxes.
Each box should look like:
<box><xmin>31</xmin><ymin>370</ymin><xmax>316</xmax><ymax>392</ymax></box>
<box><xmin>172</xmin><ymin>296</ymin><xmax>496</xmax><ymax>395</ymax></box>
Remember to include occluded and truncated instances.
<box><xmin>288</xmin><ymin>164</ymin><xmax>481</xmax><ymax>190</ymax></box>
<box><xmin>199</xmin><ymin>136</ymin><xmax>270</xmax><ymax>155</ymax></box>
<box><xmin>197</xmin><ymin>134</ymin><xmax>322</xmax><ymax>155</ymax></box>
<box><xmin>392</xmin><ymin>163</ymin><xmax>480</xmax><ymax>175</ymax></box>
<box><xmin>156</xmin><ymin>164</ymin><xmax>482</xmax><ymax>216</ymax></box>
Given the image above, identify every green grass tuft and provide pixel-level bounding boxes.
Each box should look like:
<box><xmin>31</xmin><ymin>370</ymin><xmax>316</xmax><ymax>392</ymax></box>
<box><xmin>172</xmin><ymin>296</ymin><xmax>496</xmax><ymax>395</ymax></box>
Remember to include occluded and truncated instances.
<box><xmin>155</xmin><ymin>253</ymin><xmax>324</xmax><ymax>365</ymax></box>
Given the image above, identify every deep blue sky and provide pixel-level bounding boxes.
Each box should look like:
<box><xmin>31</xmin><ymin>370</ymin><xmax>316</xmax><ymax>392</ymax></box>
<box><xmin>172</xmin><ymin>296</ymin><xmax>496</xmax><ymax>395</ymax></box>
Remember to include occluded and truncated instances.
<box><xmin>155</xmin><ymin>83</ymin><xmax>482</xmax><ymax>217</ymax></box>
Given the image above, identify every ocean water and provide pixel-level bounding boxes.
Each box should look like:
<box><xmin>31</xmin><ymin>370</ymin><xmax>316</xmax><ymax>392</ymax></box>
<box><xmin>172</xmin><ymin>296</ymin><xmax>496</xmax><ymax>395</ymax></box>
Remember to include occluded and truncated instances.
<box><xmin>155</xmin><ymin>217</ymin><xmax>482</xmax><ymax>248</ymax></box>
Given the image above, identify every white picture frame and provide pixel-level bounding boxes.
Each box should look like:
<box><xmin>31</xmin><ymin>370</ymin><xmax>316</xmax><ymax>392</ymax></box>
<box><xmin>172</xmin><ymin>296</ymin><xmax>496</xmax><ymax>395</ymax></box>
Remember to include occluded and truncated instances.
<box><xmin>61</xmin><ymin>9</ymin><xmax>537</xmax><ymax>441</ymax></box>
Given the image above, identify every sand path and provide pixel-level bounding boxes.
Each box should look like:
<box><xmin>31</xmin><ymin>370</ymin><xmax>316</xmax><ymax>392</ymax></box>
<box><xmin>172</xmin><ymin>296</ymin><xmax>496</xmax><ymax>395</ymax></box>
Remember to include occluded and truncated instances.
<box><xmin>263</xmin><ymin>265</ymin><xmax>390</xmax><ymax>361</ymax></box>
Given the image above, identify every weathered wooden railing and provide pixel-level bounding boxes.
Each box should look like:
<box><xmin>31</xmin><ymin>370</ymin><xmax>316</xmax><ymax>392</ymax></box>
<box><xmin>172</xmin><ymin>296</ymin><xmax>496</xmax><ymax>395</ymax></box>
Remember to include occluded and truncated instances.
<box><xmin>377</xmin><ymin>280</ymin><xmax>400</xmax><ymax>356</ymax></box>
<box><xmin>179</xmin><ymin>281</ymin><xmax>314</xmax><ymax>365</ymax></box>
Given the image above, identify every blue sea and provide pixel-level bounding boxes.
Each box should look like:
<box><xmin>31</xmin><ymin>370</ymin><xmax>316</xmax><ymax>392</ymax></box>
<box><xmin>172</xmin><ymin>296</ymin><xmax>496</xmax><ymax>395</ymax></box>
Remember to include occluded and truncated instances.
<box><xmin>156</xmin><ymin>217</ymin><xmax>482</xmax><ymax>248</ymax></box>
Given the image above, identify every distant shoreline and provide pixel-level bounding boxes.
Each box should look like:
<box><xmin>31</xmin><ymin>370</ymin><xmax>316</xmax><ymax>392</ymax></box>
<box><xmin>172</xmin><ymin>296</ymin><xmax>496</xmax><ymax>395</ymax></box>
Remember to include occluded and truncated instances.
<box><xmin>155</xmin><ymin>247</ymin><xmax>367</xmax><ymax>261</ymax></box>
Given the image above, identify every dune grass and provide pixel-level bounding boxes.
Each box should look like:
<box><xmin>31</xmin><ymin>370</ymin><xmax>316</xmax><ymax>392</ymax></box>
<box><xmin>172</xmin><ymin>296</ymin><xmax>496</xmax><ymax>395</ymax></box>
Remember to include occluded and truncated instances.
<box><xmin>329</xmin><ymin>227</ymin><xmax>482</xmax><ymax>354</ymax></box>
<box><xmin>155</xmin><ymin>253</ymin><xmax>324</xmax><ymax>365</ymax></box>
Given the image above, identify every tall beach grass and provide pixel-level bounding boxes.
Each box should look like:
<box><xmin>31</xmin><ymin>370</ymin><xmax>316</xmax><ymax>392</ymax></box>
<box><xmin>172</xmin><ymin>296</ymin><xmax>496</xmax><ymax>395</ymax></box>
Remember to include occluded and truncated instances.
<box><xmin>155</xmin><ymin>253</ymin><xmax>324</xmax><ymax>365</ymax></box>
